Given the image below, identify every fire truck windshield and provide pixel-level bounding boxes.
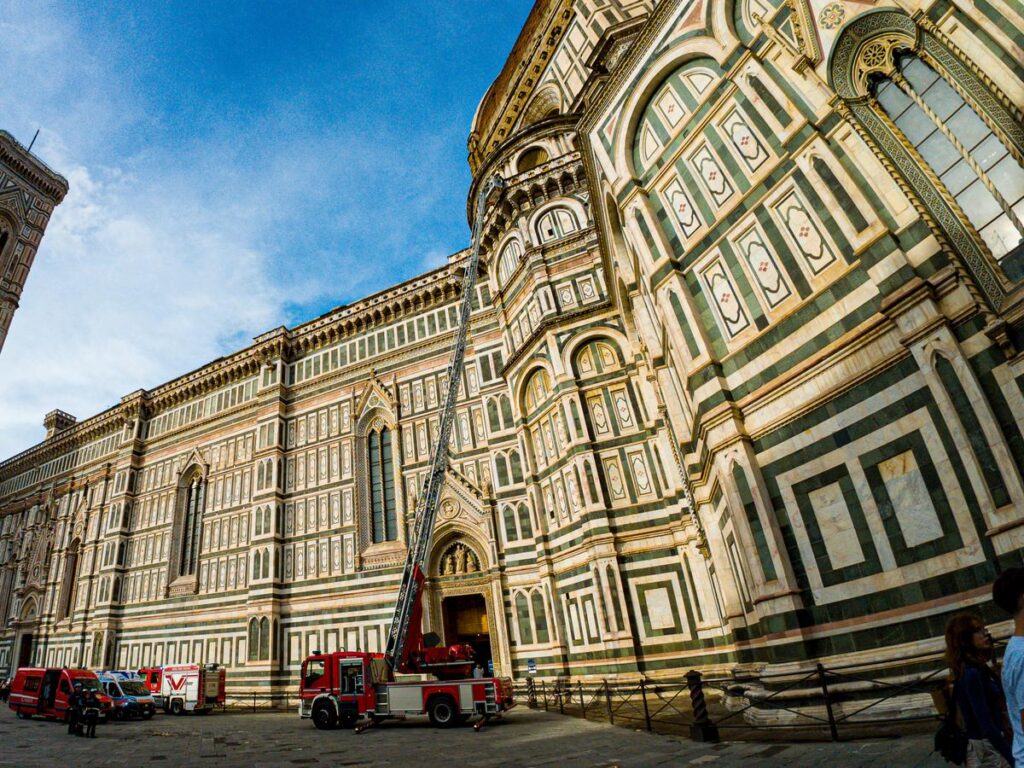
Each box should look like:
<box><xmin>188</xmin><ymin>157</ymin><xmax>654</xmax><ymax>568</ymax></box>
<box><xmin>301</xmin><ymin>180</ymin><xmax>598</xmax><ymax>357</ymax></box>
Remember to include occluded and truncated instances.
<box><xmin>76</xmin><ymin>679</ymin><xmax>102</xmax><ymax>692</ymax></box>
<box><xmin>303</xmin><ymin>660</ymin><xmax>325</xmax><ymax>689</ymax></box>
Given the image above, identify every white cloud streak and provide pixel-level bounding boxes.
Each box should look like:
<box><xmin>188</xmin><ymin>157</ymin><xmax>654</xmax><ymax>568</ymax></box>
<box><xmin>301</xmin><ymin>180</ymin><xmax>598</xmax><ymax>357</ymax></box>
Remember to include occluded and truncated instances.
<box><xmin>0</xmin><ymin>3</ymin><xmax>473</xmax><ymax>458</ymax></box>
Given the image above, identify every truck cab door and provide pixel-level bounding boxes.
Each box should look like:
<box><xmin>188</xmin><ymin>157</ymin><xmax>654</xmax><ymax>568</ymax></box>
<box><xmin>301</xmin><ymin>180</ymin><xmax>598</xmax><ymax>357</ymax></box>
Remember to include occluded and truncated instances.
<box><xmin>336</xmin><ymin>659</ymin><xmax>364</xmax><ymax>723</ymax></box>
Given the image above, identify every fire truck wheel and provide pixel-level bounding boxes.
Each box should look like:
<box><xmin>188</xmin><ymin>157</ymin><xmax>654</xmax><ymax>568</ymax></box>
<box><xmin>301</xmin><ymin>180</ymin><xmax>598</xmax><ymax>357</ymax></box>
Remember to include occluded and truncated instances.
<box><xmin>427</xmin><ymin>696</ymin><xmax>458</xmax><ymax>728</ymax></box>
<box><xmin>170</xmin><ymin>699</ymin><xmax>184</xmax><ymax>716</ymax></box>
<box><xmin>16</xmin><ymin>710</ymin><xmax>28</xmax><ymax>719</ymax></box>
<box><xmin>312</xmin><ymin>700</ymin><xmax>338</xmax><ymax>730</ymax></box>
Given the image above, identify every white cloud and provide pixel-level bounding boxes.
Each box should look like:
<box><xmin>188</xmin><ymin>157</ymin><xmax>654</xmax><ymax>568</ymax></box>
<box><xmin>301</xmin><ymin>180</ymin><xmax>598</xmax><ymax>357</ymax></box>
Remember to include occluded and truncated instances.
<box><xmin>0</xmin><ymin>149</ymin><xmax>290</xmax><ymax>457</ymax></box>
<box><xmin>0</xmin><ymin>3</ymin><xmax>477</xmax><ymax>460</ymax></box>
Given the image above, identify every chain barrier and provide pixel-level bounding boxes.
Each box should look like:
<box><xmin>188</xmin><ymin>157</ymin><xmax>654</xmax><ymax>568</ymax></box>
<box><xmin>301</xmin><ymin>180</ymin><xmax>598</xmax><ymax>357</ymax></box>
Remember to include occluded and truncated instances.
<box><xmin>513</xmin><ymin>648</ymin><xmax>950</xmax><ymax>742</ymax></box>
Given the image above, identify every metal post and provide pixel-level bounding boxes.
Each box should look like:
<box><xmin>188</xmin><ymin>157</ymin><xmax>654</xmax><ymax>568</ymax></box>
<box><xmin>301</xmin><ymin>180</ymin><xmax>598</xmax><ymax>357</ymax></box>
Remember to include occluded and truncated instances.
<box><xmin>542</xmin><ymin>681</ymin><xmax>548</xmax><ymax>711</ymax></box>
<box><xmin>559</xmin><ymin>682</ymin><xmax>565</xmax><ymax>715</ymax></box>
<box><xmin>685</xmin><ymin>669</ymin><xmax>719</xmax><ymax>743</ymax></box>
<box><xmin>527</xmin><ymin>677</ymin><xmax>536</xmax><ymax>709</ymax></box>
<box><xmin>817</xmin><ymin>663</ymin><xmax>839</xmax><ymax>742</ymax></box>
<box><xmin>640</xmin><ymin>679</ymin><xmax>652</xmax><ymax>732</ymax></box>
<box><xmin>604</xmin><ymin>680</ymin><xmax>614</xmax><ymax>725</ymax></box>
<box><xmin>579</xmin><ymin>683</ymin><xmax>586</xmax><ymax>718</ymax></box>
<box><xmin>252</xmin><ymin>693</ymin><xmax>256</xmax><ymax>712</ymax></box>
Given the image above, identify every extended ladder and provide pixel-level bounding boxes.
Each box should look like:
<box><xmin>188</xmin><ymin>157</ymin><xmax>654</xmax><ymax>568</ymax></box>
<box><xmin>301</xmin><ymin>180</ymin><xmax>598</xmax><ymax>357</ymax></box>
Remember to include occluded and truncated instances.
<box><xmin>384</xmin><ymin>174</ymin><xmax>504</xmax><ymax>671</ymax></box>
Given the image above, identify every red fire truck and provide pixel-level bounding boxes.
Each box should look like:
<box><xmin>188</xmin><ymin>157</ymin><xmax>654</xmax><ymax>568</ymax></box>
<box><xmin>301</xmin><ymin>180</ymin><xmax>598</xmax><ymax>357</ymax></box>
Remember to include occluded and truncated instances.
<box><xmin>299</xmin><ymin>176</ymin><xmax>515</xmax><ymax>731</ymax></box>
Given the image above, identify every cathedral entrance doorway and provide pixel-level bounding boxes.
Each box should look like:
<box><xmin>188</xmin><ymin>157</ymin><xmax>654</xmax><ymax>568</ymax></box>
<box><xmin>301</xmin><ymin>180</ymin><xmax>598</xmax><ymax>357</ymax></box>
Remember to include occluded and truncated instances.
<box><xmin>17</xmin><ymin>632</ymin><xmax>34</xmax><ymax>668</ymax></box>
<box><xmin>441</xmin><ymin>593</ymin><xmax>491</xmax><ymax>670</ymax></box>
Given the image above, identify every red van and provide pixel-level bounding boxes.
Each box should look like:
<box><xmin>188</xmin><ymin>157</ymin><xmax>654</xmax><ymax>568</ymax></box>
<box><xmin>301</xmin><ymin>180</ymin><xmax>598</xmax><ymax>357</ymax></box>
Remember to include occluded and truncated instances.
<box><xmin>8</xmin><ymin>667</ymin><xmax>112</xmax><ymax>722</ymax></box>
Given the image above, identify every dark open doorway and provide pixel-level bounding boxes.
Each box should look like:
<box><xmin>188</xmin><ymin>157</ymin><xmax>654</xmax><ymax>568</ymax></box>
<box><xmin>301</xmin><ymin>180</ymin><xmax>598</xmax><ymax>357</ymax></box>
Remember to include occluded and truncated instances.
<box><xmin>441</xmin><ymin>594</ymin><xmax>491</xmax><ymax>670</ymax></box>
<box><xmin>17</xmin><ymin>633</ymin><xmax>34</xmax><ymax>668</ymax></box>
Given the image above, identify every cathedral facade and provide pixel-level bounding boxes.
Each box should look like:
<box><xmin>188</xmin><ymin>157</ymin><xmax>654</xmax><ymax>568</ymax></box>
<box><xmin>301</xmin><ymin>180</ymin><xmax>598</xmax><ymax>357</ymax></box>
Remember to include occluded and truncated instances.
<box><xmin>1</xmin><ymin>0</ymin><xmax>1023</xmax><ymax>694</ymax></box>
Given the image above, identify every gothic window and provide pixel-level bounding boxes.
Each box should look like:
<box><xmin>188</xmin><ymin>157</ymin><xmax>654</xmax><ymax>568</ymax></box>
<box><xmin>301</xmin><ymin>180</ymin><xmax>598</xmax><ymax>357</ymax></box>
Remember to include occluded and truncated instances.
<box><xmin>248</xmin><ymin>618</ymin><xmax>259</xmax><ymax>661</ymax></box>
<box><xmin>252</xmin><ymin>550</ymin><xmax>261</xmax><ymax>581</ymax></box>
<box><xmin>522</xmin><ymin>368</ymin><xmax>551</xmax><ymax>413</ymax></box>
<box><xmin>873</xmin><ymin>53</ymin><xmax>1024</xmax><ymax>277</ymax></box>
<box><xmin>261</xmin><ymin>548</ymin><xmax>270</xmax><ymax>579</ymax></box>
<box><xmin>517</xmin><ymin>502</ymin><xmax>533</xmax><ymax>538</ymax></box>
<box><xmin>496</xmin><ymin>239</ymin><xmax>524</xmax><ymax>285</ymax></box>
<box><xmin>178</xmin><ymin>472</ymin><xmax>207</xmax><ymax>578</ymax></box>
<box><xmin>368</xmin><ymin>426</ymin><xmax>397</xmax><ymax>543</ymax></box>
<box><xmin>56</xmin><ymin>539</ymin><xmax>81</xmax><ymax>621</ymax></box>
<box><xmin>531</xmin><ymin>590</ymin><xmax>549</xmax><ymax>643</ymax></box>
<box><xmin>536</xmin><ymin>207</ymin><xmax>579</xmax><ymax>244</ymax></box>
<box><xmin>515</xmin><ymin>592</ymin><xmax>533</xmax><ymax>644</ymax></box>
<box><xmin>259</xmin><ymin>617</ymin><xmax>270</xmax><ymax>660</ymax></box>
<box><xmin>502</xmin><ymin>505</ymin><xmax>518</xmax><ymax>543</ymax></box>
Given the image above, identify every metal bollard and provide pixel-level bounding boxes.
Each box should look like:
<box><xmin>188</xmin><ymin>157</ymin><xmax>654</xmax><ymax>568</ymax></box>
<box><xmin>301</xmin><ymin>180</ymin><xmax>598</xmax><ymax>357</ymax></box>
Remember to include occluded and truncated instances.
<box><xmin>640</xmin><ymin>678</ymin><xmax>652</xmax><ymax>732</ymax></box>
<box><xmin>542</xmin><ymin>680</ymin><xmax>548</xmax><ymax>711</ymax></box>
<box><xmin>685</xmin><ymin>669</ymin><xmax>720</xmax><ymax>743</ymax></box>
<box><xmin>604</xmin><ymin>680</ymin><xmax>614</xmax><ymax>725</ymax></box>
<box><xmin>579</xmin><ymin>683</ymin><xmax>586</xmax><ymax>718</ymax></box>
<box><xmin>817</xmin><ymin>663</ymin><xmax>839</xmax><ymax>742</ymax></box>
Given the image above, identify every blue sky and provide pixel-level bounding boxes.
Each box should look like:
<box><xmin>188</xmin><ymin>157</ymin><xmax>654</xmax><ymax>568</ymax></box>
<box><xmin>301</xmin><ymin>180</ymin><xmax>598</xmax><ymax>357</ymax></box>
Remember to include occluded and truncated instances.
<box><xmin>0</xmin><ymin>1</ymin><xmax>532</xmax><ymax>458</ymax></box>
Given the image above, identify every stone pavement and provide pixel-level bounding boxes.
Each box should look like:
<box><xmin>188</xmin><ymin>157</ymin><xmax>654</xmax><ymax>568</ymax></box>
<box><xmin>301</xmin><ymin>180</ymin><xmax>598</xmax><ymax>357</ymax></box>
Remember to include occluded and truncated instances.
<box><xmin>0</xmin><ymin>706</ymin><xmax>944</xmax><ymax>767</ymax></box>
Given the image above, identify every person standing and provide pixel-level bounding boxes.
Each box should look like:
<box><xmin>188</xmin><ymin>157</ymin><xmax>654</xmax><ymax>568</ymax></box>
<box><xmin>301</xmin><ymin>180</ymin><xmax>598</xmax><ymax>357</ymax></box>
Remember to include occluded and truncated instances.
<box><xmin>82</xmin><ymin>691</ymin><xmax>99</xmax><ymax>739</ymax></box>
<box><xmin>995</xmin><ymin>567</ymin><xmax>1024</xmax><ymax>767</ymax></box>
<box><xmin>945</xmin><ymin>614</ymin><xmax>1013</xmax><ymax>766</ymax></box>
<box><xmin>66</xmin><ymin>684</ymin><xmax>82</xmax><ymax>736</ymax></box>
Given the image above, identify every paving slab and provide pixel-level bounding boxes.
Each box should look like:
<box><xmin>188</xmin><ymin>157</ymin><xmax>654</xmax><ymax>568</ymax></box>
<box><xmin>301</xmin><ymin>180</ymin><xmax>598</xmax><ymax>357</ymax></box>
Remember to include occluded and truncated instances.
<box><xmin>0</xmin><ymin>706</ymin><xmax>945</xmax><ymax>767</ymax></box>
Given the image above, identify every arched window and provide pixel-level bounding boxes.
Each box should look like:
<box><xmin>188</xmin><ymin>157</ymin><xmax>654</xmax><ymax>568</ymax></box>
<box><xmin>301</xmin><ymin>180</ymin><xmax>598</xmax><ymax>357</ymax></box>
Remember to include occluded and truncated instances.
<box><xmin>517</xmin><ymin>503</ymin><xmax>533</xmax><ymax>538</ymax></box>
<box><xmin>517</xmin><ymin>146</ymin><xmax>549</xmax><ymax>174</ymax></box>
<box><xmin>56</xmin><ymin>539</ymin><xmax>81</xmax><ymax>621</ymax></box>
<box><xmin>252</xmin><ymin>551</ymin><xmax>261</xmax><ymax>581</ymax></box>
<box><xmin>872</xmin><ymin>52</ymin><xmax>1023</xmax><ymax>276</ymax></box>
<box><xmin>531</xmin><ymin>591</ymin><xmax>549</xmax><ymax>643</ymax></box>
<box><xmin>536</xmin><ymin>207</ymin><xmax>579</xmax><ymax>244</ymax></box>
<box><xmin>178</xmin><ymin>473</ymin><xmax>206</xmax><ymax>577</ymax></box>
<box><xmin>499</xmin><ymin>395</ymin><xmax>514</xmax><ymax>429</ymax></box>
<box><xmin>515</xmin><ymin>592</ymin><xmax>533</xmax><ymax>644</ymax></box>
<box><xmin>522</xmin><ymin>368</ymin><xmax>551</xmax><ymax>413</ymax></box>
<box><xmin>254</xmin><ymin>509</ymin><xmax>262</xmax><ymax>537</ymax></box>
<box><xmin>487</xmin><ymin>399</ymin><xmax>500</xmax><ymax>433</ymax></box>
<box><xmin>368</xmin><ymin>427</ymin><xmax>397</xmax><ymax>543</ymax></box>
<box><xmin>259</xmin><ymin>617</ymin><xmax>270</xmax><ymax>660</ymax></box>
<box><xmin>248</xmin><ymin>619</ymin><xmax>259</xmax><ymax>662</ymax></box>
<box><xmin>262</xmin><ymin>506</ymin><xmax>271</xmax><ymax>535</ymax></box>
<box><xmin>496</xmin><ymin>239</ymin><xmax>524</xmax><ymax>284</ymax></box>
<box><xmin>261</xmin><ymin>548</ymin><xmax>270</xmax><ymax>579</ymax></box>
<box><xmin>502</xmin><ymin>506</ymin><xmax>518</xmax><ymax>543</ymax></box>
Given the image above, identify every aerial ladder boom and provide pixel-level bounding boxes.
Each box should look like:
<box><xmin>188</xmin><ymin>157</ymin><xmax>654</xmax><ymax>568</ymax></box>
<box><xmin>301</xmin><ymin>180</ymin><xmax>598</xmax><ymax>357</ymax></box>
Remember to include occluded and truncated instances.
<box><xmin>384</xmin><ymin>174</ymin><xmax>505</xmax><ymax>674</ymax></box>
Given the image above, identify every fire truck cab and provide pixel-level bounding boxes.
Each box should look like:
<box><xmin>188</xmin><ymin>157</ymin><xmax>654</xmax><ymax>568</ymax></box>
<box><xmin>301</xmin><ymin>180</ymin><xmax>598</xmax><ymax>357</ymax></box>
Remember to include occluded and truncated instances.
<box><xmin>299</xmin><ymin>650</ymin><xmax>513</xmax><ymax>729</ymax></box>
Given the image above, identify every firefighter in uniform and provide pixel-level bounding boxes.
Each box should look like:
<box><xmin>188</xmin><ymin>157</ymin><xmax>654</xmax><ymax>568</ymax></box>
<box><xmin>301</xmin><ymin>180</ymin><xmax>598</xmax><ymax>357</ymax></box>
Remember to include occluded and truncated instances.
<box><xmin>82</xmin><ymin>690</ymin><xmax>99</xmax><ymax>738</ymax></box>
<box><xmin>67</xmin><ymin>684</ymin><xmax>82</xmax><ymax>736</ymax></box>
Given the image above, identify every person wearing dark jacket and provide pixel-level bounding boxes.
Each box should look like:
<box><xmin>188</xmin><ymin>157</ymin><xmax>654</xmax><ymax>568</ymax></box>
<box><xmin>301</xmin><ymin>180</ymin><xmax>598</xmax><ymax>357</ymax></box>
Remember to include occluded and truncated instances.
<box><xmin>946</xmin><ymin>613</ymin><xmax>1013</xmax><ymax>767</ymax></box>
<box><xmin>81</xmin><ymin>691</ymin><xmax>99</xmax><ymax>738</ymax></box>
<box><xmin>67</xmin><ymin>684</ymin><xmax>82</xmax><ymax>736</ymax></box>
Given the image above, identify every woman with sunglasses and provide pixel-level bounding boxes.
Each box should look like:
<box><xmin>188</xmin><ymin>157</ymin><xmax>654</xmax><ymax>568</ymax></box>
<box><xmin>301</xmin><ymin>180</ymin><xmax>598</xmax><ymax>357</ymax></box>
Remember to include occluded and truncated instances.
<box><xmin>946</xmin><ymin>613</ymin><xmax>1014</xmax><ymax>767</ymax></box>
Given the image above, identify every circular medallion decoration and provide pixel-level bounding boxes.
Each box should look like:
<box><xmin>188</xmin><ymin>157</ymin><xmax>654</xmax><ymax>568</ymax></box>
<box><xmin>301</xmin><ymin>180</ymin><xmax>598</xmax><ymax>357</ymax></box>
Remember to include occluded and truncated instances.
<box><xmin>818</xmin><ymin>2</ymin><xmax>846</xmax><ymax>30</ymax></box>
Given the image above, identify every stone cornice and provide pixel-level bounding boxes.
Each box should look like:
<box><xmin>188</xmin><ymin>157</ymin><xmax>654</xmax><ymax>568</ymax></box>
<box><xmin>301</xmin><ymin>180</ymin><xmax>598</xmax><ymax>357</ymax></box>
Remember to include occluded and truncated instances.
<box><xmin>0</xmin><ymin>131</ymin><xmax>69</xmax><ymax>203</ymax></box>
<box><xmin>0</xmin><ymin>252</ymin><xmax>482</xmax><ymax>484</ymax></box>
<box><xmin>578</xmin><ymin>0</ymin><xmax>683</xmax><ymax>140</ymax></box>
<box><xmin>467</xmin><ymin>0</ymin><xmax>574</xmax><ymax>173</ymax></box>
